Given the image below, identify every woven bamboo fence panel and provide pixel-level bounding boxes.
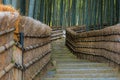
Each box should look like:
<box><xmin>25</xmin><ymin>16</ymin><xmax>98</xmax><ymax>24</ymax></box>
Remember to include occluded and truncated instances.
<box><xmin>51</xmin><ymin>28</ymin><xmax>63</xmax><ymax>41</ymax></box>
<box><xmin>0</xmin><ymin>12</ymin><xmax>19</xmax><ymax>80</ymax></box>
<box><xmin>66</xmin><ymin>24</ymin><xmax>120</xmax><ymax>68</ymax></box>
<box><xmin>19</xmin><ymin>16</ymin><xmax>51</xmax><ymax>80</ymax></box>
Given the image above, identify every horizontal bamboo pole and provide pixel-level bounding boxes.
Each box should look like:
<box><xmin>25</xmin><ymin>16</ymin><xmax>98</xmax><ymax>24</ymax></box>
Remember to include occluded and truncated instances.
<box><xmin>15</xmin><ymin>42</ymin><xmax>23</xmax><ymax>50</ymax></box>
<box><xmin>0</xmin><ymin>28</ymin><xmax>15</xmax><ymax>36</ymax></box>
<box><xmin>75</xmin><ymin>39</ymin><xmax>120</xmax><ymax>42</ymax></box>
<box><xmin>24</xmin><ymin>35</ymin><xmax>50</xmax><ymax>38</ymax></box>
<box><xmin>66</xmin><ymin>39</ymin><xmax>120</xmax><ymax>65</ymax></box>
<box><xmin>0</xmin><ymin>63</ymin><xmax>15</xmax><ymax>79</ymax></box>
<box><xmin>24</xmin><ymin>41</ymin><xmax>51</xmax><ymax>52</ymax></box>
<box><xmin>0</xmin><ymin>40</ymin><xmax>15</xmax><ymax>53</ymax></box>
<box><xmin>51</xmin><ymin>36</ymin><xmax>62</xmax><ymax>41</ymax></box>
<box><xmin>24</xmin><ymin>50</ymin><xmax>51</xmax><ymax>69</ymax></box>
<box><xmin>66</xmin><ymin>42</ymin><xmax>76</xmax><ymax>52</ymax></box>
<box><xmin>67</xmin><ymin>39</ymin><xmax>120</xmax><ymax>54</ymax></box>
<box><xmin>51</xmin><ymin>33</ymin><xmax>63</xmax><ymax>38</ymax></box>
<box><xmin>52</xmin><ymin>30</ymin><xmax>63</xmax><ymax>34</ymax></box>
<box><xmin>31</xmin><ymin>59</ymin><xmax>50</xmax><ymax>79</ymax></box>
<box><xmin>67</xmin><ymin>26</ymin><xmax>120</xmax><ymax>38</ymax></box>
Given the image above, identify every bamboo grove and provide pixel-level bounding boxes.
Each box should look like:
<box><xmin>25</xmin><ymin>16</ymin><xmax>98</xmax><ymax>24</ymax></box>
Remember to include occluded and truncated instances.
<box><xmin>1</xmin><ymin>0</ymin><xmax>120</xmax><ymax>31</ymax></box>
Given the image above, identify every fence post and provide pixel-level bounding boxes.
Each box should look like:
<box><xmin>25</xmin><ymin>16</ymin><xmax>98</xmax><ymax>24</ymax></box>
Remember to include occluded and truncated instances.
<box><xmin>19</xmin><ymin>32</ymin><xmax>24</xmax><ymax>48</ymax></box>
<box><xmin>13</xmin><ymin>46</ymin><xmax>22</xmax><ymax>80</ymax></box>
<box><xmin>13</xmin><ymin>32</ymin><xmax>24</xmax><ymax>80</ymax></box>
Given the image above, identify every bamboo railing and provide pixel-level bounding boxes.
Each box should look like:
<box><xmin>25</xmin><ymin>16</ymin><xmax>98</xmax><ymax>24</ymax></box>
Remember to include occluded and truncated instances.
<box><xmin>0</xmin><ymin>15</ymin><xmax>52</xmax><ymax>80</ymax></box>
<box><xmin>66</xmin><ymin>24</ymin><xmax>120</xmax><ymax>70</ymax></box>
<box><xmin>0</xmin><ymin>12</ymin><xmax>18</xmax><ymax>79</ymax></box>
<box><xmin>0</xmin><ymin>63</ymin><xmax>14</xmax><ymax>78</ymax></box>
<box><xmin>19</xmin><ymin>16</ymin><xmax>52</xmax><ymax>80</ymax></box>
<box><xmin>51</xmin><ymin>26</ymin><xmax>64</xmax><ymax>41</ymax></box>
<box><xmin>0</xmin><ymin>27</ymin><xmax>17</xmax><ymax>80</ymax></box>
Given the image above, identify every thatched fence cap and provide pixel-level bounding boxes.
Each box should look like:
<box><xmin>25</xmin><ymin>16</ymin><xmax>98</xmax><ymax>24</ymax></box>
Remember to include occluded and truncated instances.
<box><xmin>0</xmin><ymin>12</ymin><xmax>19</xmax><ymax>31</ymax></box>
<box><xmin>19</xmin><ymin>16</ymin><xmax>52</xmax><ymax>37</ymax></box>
<box><xmin>68</xmin><ymin>24</ymin><xmax>120</xmax><ymax>38</ymax></box>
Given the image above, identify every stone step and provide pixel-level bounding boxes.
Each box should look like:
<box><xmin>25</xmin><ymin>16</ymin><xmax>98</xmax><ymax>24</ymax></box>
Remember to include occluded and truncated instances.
<box><xmin>44</xmin><ymin>39</ymin><xmax>120</xmax><ymax>80</ymax></box>
<box><xmin>57</xmin><ymin>62</ymin><xmax>106</xmax><ymax>65</ymax></box>
<box><xmin>51</xmin><ymin>50</ymin><xmax>74</xmax><ymax>56</ymax></box>
<box><xmin>52</xmin><ymin>50</ymin><xmax>69</xmax><ymax>51</ymax></box>
<box><xmin>56</xmin><ymin>63</ymin><xmax>111</xmax><ymax>69</ymax></box>
<box><xmin>52</xmin><ymin>53</ymin><xmax>73</xmax><ymax>55</ymax></box>
<box><xmin>52</xmin><ymin>56</ymin><xmax>76</xmax><ymax>59</ymax></box>
<box><xmin>44</xmin><ymin>78</ymin><xmax>120</xmax><ymax>80</ymax></box>
<box><xmin>54</xmin><ymin>59</ymin><xmax>88</xmax><ymax>61</ymax></box>
<box><xmin>57</xmin><ymin>66</ymin><xmax>112</xmax><ymax>69</ymax></box>
<box><xmin>55</xmin><ymin>60</ymin><xmax>90</xmax><ymax>63</ymax></box>
<box><xmin>57</xmin><ymin>63</ymin><xmax>108</xmax><ymax>68</ymax></box>
<box><xmin>52</xmin><ymin>54</ymin><xmax>73</xmax><ymax>56</ymax></box>
<box><xmin>56</xmin><ymin>68</ymin><xmax>117</xmax><ymax>74</ymax></box>
<box><xmin>54</xmin><ymin>73</ymin><xmax>120</xmax><ymax>78</ymax></box>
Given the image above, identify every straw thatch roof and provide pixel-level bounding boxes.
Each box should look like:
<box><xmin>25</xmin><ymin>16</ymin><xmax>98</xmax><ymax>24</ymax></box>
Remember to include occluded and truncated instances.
<box><xmin>19</xmin><ymin>16</ymin><xmax>52</xmax><ymax>37</ymax></box>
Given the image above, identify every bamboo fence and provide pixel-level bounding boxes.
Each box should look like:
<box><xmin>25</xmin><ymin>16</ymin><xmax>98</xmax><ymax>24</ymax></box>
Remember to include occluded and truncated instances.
<box><xmin>0</xmin><ymin>12</ymin><xmax>51</xmax><ymax>80</ymax></box>
<box><xmin>51</xmin><ymin>29</ymin><xmax>63</xmax><ymax>41</ymax></box>
<box><xmin>19</xmin><ymin>16</ymin><xmax>52</xmax><ymax>80</ymax></box>
<box><xmin>66</xmin><ymin>24</ymin><xmax>120</xmax><ymax>70</ymax></box>
<box><xmin>0</xmin><ymin>12</ymin><xmax>19</xmax><ymax>80</ymax></box>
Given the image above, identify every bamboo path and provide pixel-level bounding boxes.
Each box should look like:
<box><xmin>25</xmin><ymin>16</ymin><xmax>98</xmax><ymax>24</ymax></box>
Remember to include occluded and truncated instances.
<box><xmin>43</xmin><ymin>38</ymin><xmax>120</xmax><ymax>80</ymax></box>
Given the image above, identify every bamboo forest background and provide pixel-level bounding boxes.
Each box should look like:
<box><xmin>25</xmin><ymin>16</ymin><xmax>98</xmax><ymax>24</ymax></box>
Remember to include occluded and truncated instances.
<box><xmin>0</xmin><ymin>0</ymin><xmax>120</xmax><ymax>31</ymax></box>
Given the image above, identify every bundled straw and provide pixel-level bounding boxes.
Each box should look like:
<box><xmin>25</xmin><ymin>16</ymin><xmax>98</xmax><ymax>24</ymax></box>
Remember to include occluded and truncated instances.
<box><xmin>19</xmin><ymin>16</ymin><xmax>52</xmax><ymax>37</ymax></box>
<box><xmin>0</xmin><ymin>12</ymin><xmax>19</xmax><ymax>31</ymax></box>
<box><xmin>0</xmin><ymin>4</ymin><xmax>17</xmax><ymax>12</ymax></box>
<box><xmin>0</xmin><ymin>4</ymin><xmax>20</xmax><ymax>30</ymax></box>
<box><xmin>0</xmin><ymin>4</ymin><xmax>20</xmax><ymax>41</ymax></box>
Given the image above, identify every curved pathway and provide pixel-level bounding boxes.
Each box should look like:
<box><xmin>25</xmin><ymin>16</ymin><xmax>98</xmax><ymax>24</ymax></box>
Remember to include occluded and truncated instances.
<box><xmin>43</xmin><ymin>38</ymin><xmax>120</xmax><ymax>80</ymax></box>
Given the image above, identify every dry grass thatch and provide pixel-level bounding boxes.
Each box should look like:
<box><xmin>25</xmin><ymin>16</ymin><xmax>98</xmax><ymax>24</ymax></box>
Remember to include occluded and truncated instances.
<box><xmin>67</xmin><ymin>24</ymin><xmax>120</xmax><ymax>38</ymax></box>
<box><xmin>0</xmin><ymin>4</ymin><xmax>20</xmax><ymax>41</ymax></box>
<box><xmin>24</xmin><ymin>37</ymin><xmax>50</xmax><ymax>48</ymax></box>
<box><xmin>0</xmin><ymin>12</ymin><xmax>19</xmax><ymax>31</ymax></box>
<box><xmin>19</xmin><ymin>16</ymin><xmax>52</xmax><ymax>37</ymax></box>
<box><xmin>0</xmin><ymin>4</ymin><xmax>20</xmax><ymax>30</ymax></box>
<box><xmin>0</xmin><ymin>4</ymin><xmax>17</xmax><ymax>12</ymax></box>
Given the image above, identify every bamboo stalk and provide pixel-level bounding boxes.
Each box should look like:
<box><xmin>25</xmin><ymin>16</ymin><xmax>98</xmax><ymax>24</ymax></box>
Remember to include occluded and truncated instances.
<box><xmin>0</xmin><ymin>28</ymin><xmax>15</xmax><ymax>36</ymax></box>
<box><xmin>51</xmin><ymin>36</ymin><xmax>62</xmax><ymax>41</ymax></box>
<box><xmin>15</xmin><ymin>42</ymin><xmax>23</xmax><ymax>50</ymax></box>
<box><xmin>24</xmin><ymin>41</ymin><xmax>50</xmax><ymax>52</ymax></box>
<box><xmin>0</xmin><ymin>63</ymin><xmax>14</xmax><ymax>79</ymax></box>
<box><xmin>51</xmin><ymin>33</ymin><xmax>63</xmax><ymax>38</ymax></box>
<box><xmin>67</xmin><ymin>39</ymin><xmax>120</xmax><ymax>54</ymax></box>
<box><xmin>31</xmin><ymin>59</ymin><xmax>50</xmax><ymax>79</ymax></box>
<box><xmin>0</xmin><ymin>40</ymin><xmax>15</xmax><ymax>53</ymax></box>
<box><xmin>24</xmin><ymin>35</ymin><xmax>50</xmax><ymax>38</ymax></box>
<box><xmin>24</xmin><ymin>51</ymin><xmax>51</xmax><ymax>69</ymax></box>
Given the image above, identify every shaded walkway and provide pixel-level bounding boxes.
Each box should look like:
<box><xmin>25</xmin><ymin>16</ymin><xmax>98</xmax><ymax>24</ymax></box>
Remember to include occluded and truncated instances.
<box><xmin>43</xmin><ymin>38</ymin><xmax>120</xmax><ymax>80</ymax></box>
